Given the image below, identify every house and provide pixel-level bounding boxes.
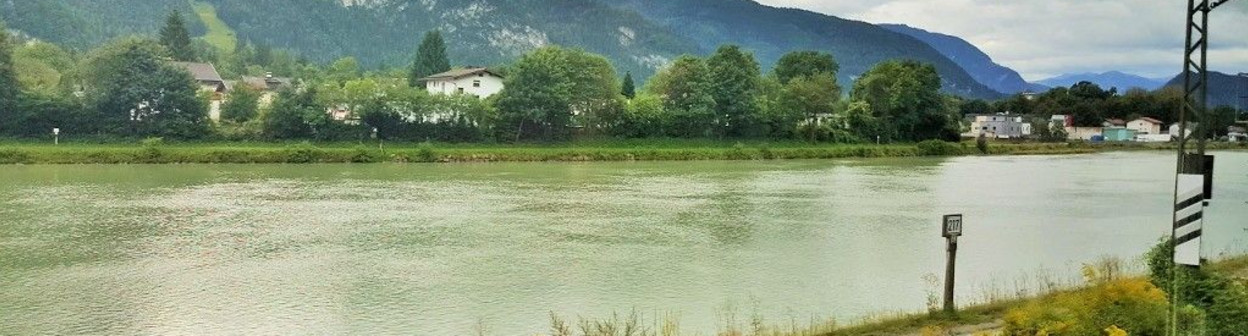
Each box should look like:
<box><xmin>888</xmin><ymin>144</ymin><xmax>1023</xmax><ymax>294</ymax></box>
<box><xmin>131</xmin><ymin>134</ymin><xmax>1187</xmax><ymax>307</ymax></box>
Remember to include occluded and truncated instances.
<box><xmin>1066</xmin><ymin>127</ymin><xmax>1104</xmax><ymax>141</ymax></box>
<box><xmin>241</xmin><ymin>73</ymin><xmax>295</xmax><ymax>107</ymax></box>
<box><xmin>1227</xmin><ymin>125</ymin><xmax>1247</xmax><ymax>143</ymax></box>
<box><xmin>1170</xmin><ymin>122</ymin><xmax>1199</xmax><ymax>139</ymax></box>
<box><xmin>1102</xmin><ymin>118</ymin><xmax>1127</xmax><ymax>128</ymax></box>
<box><xmin>419</xmin><ymin>67</ymin><xmax>504</xmax><ymax>97</ymax></box>
<box><xmin>172</xmin><ymin>62</ymin><xmax>228</xmax><ymax>121</ymax></box>
<box><xmin>965</xmin><ymin>113</ymin><xmax>1031</xmax><ymax>139</ymax></box>
<box><xmin>1102</xmin><ymin>127</ymin><xmax>1137</xmax><ymax>142</ymax></box>
<box><xmin>1127</xmin><ymin>117</ymin><xmax>1164</xmax><ymax>135</ymax></box>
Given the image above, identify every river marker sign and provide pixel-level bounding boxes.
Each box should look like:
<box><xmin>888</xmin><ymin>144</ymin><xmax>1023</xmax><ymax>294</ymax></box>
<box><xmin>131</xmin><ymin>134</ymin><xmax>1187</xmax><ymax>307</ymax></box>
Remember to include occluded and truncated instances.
<box><xmin>1174</xmin><ymin>174</ymin><xmax>1205</xmax><ymax>266</ymax></box>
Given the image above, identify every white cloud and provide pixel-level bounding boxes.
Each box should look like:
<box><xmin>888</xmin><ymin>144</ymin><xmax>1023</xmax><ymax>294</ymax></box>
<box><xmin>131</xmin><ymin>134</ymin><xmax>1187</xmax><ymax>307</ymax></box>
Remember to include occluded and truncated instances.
<box><xmin>756</xmin><ymin>0</ymin><xmax>1248</xmax><ymax>80</ymax></box>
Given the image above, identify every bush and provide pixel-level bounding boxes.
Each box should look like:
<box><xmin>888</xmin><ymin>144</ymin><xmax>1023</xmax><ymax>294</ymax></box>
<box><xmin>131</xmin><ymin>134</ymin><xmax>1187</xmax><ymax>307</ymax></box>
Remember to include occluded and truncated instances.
<box><xmin>1146</xmin><ymin>239</ymin><xmax>1248</xmax><ymax>334</ymax></box>
<box><xmin>916</xmin><ymin>140</ymin><xmax>959</xmax><ymax>156</ymax></box>
<box><xmin>1003</xmin><ymin>276</ymin><xmax>1169</xmax><ymax>335</ymax></box>
<box><xmin>976</xmin><ymin>134</ymin><xmax>989</xmax><ymax>154</ymax></box>
<box><xmin>283</xmin><ymin>142</ymin><xmax>323</xmax><ymax>163</ymax></box>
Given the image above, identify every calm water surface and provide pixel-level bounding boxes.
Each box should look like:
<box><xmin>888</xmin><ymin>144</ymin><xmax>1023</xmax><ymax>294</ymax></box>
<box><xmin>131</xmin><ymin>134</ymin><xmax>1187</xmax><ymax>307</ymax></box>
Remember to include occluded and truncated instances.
<box><xmin>1</xmin><ymin>152</ymin><xmax>1246</xmax><ymax>335</ymax></box>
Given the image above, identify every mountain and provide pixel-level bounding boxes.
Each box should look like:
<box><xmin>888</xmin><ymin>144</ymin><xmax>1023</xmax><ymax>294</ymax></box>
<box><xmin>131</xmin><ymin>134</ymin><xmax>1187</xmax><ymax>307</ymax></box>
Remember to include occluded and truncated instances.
<box><xmin>1037</xmin><ymin>71</ymin><xmax>1167</xmax><ymax>91</ymax></box>
<box><xmin>2</xmin><ymin>0</ymin><xmax>1003</xmax><ymax>99</ymax></box>
<box><xmin>879</xmin><ymin>24</ymin><xmax>1032</xmax><ymax>94</ymax></box>
<box><xmin>1163</xmin><ymin>71</ymin><xmax>1248</xmax><ymax>108</ymax></box>
<box><xmin>2</xmin><ymin>0</ymin><xmax>698</xmax><ymax>79</ymax></box>
<box><xmin>599</xmin><ymin>0</ymin><xmax>1002</xmax><ymax>99</ymax></box>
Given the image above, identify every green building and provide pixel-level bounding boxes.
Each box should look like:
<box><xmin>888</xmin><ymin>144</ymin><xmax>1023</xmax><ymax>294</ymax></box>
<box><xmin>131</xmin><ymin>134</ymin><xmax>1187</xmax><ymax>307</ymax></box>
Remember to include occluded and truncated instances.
<box><xmin>1103</xmin><ymin>127</ymin><xmax>1137</xmax><ymax>142</ymax></box>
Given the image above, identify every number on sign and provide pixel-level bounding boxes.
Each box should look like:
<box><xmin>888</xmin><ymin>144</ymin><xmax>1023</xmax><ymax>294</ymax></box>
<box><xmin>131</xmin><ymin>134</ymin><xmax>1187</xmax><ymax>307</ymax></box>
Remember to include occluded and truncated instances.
<box><xmin>943</xmin><ymin>214</ymin><xmax>963</xmax><ymax>238</ymax></box>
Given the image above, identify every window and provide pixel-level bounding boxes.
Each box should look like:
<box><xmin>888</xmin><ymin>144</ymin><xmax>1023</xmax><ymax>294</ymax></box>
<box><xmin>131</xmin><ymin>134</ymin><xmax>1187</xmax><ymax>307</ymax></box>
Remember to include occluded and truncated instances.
<box><xmin>473</xmin><ymin>80</ymin><xmax>481</xmax><ymax>88</ymax></box>
<box><xmin>458</xmin><ymin>88</ymin><xmax>465</xmax><ymax>94</ymax></box>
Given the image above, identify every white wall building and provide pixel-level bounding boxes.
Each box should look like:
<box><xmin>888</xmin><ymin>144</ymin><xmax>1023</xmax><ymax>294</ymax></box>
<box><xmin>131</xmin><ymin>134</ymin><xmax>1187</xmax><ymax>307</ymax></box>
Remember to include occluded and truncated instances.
<box><xmin>421</xmin><ymin>68</ymin><xmax>504</xmax><ymax>97</ymax></box>
<box><xmin>966</xmin><ymin>114</ymin><xmax>1031</xmax><ymax>139</ymax></box>
<box><xmin>1127</xmin><ymin>117</ymin><xmax>1164</xmax><ymax>135</ymax></box>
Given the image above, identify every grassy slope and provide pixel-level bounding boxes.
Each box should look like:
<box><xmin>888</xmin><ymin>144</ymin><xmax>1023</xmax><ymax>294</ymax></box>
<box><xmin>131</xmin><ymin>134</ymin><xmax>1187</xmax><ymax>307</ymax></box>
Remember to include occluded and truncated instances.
<box><xmin>830</xmin><ymin>255</ymin><xmax>1248</xmax><ymax>336</ymax></box>
<box><xmin>190</xmin><ymin>1</ymin><xmax>237</xmax><ymax>53</ymax></box>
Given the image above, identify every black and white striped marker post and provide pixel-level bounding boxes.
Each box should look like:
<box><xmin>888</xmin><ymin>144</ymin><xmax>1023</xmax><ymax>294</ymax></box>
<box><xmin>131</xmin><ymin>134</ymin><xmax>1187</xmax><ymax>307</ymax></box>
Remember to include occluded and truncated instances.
<box><xmin>1173</xmin><ymin>174</ymin><xmax>1205</xmax><ymax>266</ymax></box>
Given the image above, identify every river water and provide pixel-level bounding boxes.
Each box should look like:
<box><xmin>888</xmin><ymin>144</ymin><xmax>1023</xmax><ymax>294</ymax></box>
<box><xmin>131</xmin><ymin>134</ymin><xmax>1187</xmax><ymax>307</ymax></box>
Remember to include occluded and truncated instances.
<box><xmin>1</xmin><ymin>152</ymin><xmax>1245</xmax><ymax>335</ymax></box>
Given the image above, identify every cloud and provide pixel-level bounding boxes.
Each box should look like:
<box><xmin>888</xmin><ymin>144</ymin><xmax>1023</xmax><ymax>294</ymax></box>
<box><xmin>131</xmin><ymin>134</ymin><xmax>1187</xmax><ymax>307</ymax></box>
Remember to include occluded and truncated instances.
<box><xmin>756</xmin><ymin>0</ymin><xmax>1248</xmax><ymax>80</ymax></box>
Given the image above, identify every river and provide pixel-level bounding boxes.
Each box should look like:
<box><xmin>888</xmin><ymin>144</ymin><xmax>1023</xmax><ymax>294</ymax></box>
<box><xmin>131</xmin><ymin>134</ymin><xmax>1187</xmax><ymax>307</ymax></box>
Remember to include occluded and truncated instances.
<box><xmin>1</xmin><ymin>152</ymin><xmax>1245</xmax><ymax>335</ymax></box>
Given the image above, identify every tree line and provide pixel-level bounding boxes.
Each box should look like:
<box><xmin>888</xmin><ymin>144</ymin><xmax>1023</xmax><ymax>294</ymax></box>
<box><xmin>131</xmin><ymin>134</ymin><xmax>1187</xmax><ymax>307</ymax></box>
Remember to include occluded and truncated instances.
<box><xmin>2</xmin><ymin>12</ymin><xmax>1240</xmax><ymax>144</ymax></box>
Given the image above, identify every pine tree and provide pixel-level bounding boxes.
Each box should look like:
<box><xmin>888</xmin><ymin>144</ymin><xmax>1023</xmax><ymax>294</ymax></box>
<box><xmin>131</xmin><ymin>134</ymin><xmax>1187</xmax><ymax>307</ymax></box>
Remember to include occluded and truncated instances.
<box><xmin>0</xmin><ymin>20</ymin><xmax>21</xmax><ymax>134</ymax></box>
<box><xmin>621</xmin><ymin>72</ymin><xmax>636</xmax><ymax>99</ymax></box>
<box><xmin>408</xmin><ymin>30</ymin><xmax>451</xmax><ymax>87</ymax></box>
<box><xmin>159</xmin><ymin>10</ymin><xmax>196</xmax><ymax>61</ymax></box>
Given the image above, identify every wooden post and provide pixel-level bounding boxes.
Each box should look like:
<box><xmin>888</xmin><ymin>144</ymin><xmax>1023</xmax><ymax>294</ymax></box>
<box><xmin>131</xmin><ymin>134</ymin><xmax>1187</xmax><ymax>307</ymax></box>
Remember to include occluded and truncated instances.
<box><xmin>941</xmin><ymin>214</ymin><xmax>963</xmax><ymax>315</ymax></box>
<box><xmin>944</xmin><ymin>236</ymin><xmax>958</xmax><ymax>314</ymax></box>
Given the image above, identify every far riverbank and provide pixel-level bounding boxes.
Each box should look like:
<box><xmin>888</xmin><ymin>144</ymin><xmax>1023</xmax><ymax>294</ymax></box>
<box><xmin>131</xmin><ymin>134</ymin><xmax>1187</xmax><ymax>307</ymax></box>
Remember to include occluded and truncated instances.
<box><xmin>0</xmin><ymin>140</ymin><xmax>1243</xmax><ymax>164</ymax></box>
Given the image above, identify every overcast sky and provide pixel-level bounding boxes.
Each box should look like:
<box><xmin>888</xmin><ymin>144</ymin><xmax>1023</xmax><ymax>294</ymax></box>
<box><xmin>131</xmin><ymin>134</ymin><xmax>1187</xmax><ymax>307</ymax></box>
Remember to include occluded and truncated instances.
<box><xmin>755</xmin><ymin>0</ymin><xmax>1248</xmax><ymax>81</ymax></box>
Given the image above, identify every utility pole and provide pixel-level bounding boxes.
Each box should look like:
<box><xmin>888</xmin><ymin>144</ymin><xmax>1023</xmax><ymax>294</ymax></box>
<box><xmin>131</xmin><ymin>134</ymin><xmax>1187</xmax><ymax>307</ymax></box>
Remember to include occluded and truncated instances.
<box><xmin>1170</xmin><ymin>2</ymin><xmax>1232</xmax><ymax>335</ymax></box>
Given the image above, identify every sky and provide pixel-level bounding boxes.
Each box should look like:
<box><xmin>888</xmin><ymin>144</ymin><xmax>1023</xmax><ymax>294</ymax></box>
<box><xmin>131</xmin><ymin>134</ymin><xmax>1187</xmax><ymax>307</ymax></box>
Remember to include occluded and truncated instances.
<box><xmin>755</xmin><ymin>0</ymin><xmax>1248</xmax><ymax>81</ymax></box>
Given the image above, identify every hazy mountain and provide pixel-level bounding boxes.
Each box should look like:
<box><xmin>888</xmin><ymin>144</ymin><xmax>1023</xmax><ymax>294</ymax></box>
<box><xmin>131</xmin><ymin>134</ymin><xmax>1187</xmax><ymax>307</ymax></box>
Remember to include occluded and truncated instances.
<box><xmin>1038</xmin><ymin>71</ymin><xmax>1168</xmax><ymax>91</ymax></box>
<box><xmin>1163</xmin><ymin>71</ymin><xmax>1248</xmax><ymax>108</ymax></box>
<box><xmin>600</xmin><ymin>0</ymin><xmax>1002</xmax><ymax>99</ymax></box>
<box><xmin>879</xmin><ymin>24</ymin><xmax>1032</xmax><ymax>94</ymax></box>
<box><xmin>3</xmin><ymin>0</ymin><xmax>1003</xmax><ymax>98</ymax></box>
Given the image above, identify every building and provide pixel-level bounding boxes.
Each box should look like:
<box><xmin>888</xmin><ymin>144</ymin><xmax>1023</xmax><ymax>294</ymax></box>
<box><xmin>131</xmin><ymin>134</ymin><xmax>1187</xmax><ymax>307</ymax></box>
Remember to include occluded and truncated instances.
<box><xmin>1102</xmin><ymin>127</ymin><xmax>1137</xmax><ymax>142</ymax></box>
<box><xmin>1066</xmin><ymin>127</ymin><xmax>1104</xmax><ymax>141</ymax></box>
<box><xmin>240</xmin><ymin>73</ymin><xmax>295</xmax><ymax>107</ymax></box>
<box><xmin>1127</xmin><ymin>117</ymin><xmax>1164</xmax><ymax>135</ymax></box>
<box><xmin>1227</xmin><ymin>125</ymin><xmax>1246</xmax><ymax>143</ymax></box>
<box><xmin>172</xmin><ymin>62</ymin><xmax>227</xmax><ymax>121</ymax></box>
<box><xmin>1102</xmin><ymin>118</ymin><xmax>1127</xmax><ymax>128</ymax></box>
<box><xmin>1050</xmin><ymin>115</ymin><xmax>1074</xmax><ymax>129</ymax></box>
<box><xmin>965</xmin><ymin>114</ymin><xmax>1032</xmax><ymax>139</ymax></box>
<box><xmin>1170</xmin><ymin>122</ymin><xmax>1199</xmax><ymax>139</ymax></box>
<box><xmin>419</xmin><ymin>68</ymin><xmax>504</xmax><ymax>97</ymax></box>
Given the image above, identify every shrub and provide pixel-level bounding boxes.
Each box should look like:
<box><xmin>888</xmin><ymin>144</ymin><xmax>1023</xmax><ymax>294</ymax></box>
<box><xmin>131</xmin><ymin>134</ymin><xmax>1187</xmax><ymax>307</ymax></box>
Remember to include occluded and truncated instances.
<box><xmin>283</xmin><ymin>142</ymin><xmax>323</xmax><ymax>163</ymax></box>
<box><xmin>976</xmin><ymin>134</ymin><xmax>989</xmax><ymax>154</ymax></box>
<box><xmin>1003</xmin><ymin>277</ymin><xmax>1169</xmax><ymax>335</ymax></box>
<box><xmin>916</xmin><ymin>140</ymin><xmax>959</xmax><ymax>156</ymax></box>
<box><xmin>416</xmin><ymin>142</ymin><xmax>438</xmax><ymax>162</ymax></box>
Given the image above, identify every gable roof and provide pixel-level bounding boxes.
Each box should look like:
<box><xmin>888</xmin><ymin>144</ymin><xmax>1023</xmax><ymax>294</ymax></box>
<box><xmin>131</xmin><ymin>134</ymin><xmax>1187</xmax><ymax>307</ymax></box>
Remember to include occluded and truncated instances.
<box><xmin>419</xmin><ymin>67</ymin><xmax>503</xmax><ymax>81</ymax></box>
<box><xmin>171</xmin><ymin>62</ymin><xmax>225</xmax><ymax>83</ymax></box>
<box><xmin>1134</xmin><ymin>117</ymin><xmax>1164</xmax><ymax>125</ymax></box>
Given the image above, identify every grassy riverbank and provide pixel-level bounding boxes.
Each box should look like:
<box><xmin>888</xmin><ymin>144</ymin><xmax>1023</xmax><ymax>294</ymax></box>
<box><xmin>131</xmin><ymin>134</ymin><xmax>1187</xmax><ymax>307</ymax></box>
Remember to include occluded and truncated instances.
<box><xmin>1</xmin><ymin>139</ymin><xmax>1242</xmax><ymax>164</ymax></box>
<box><xmin>544</xmin><ymin>254</ymin><xmax>1248</xmax><ymax>336</ymax></box>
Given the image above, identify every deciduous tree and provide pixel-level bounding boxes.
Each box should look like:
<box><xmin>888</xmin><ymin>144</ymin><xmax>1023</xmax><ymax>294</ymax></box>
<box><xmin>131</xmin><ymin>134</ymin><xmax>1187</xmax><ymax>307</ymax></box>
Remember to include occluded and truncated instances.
<box><xmin>707</xmin><ymin>45</ymin><xmax>761</xmax><ymax>137</ymax></box>
<box><xmin>773</xmin><ymin>51</ymin><xmax>839</xmax><ymax>85</ymax></box>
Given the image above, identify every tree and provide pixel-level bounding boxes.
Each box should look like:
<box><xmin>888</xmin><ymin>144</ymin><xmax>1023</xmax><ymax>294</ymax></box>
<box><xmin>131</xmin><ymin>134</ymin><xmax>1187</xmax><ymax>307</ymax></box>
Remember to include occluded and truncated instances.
<box><xmin>408</xmin><ymin>30</ymin><xmax>451</xmax><ymax>87</ymax></box>
<box><xmin>773</xmin><ymin>51</ymin><xmax>839</xmax><ymax>85</ymax></box>
<box><xmin>781</xmin><ymin>73</ymin><xmax>841</xmax><ymax>142</ymax></box>
<box><xmin>495</xmin><ymin>46</ymin><xmax>620</xmax><ymax>141</ymax></box>
<box><xmin>221</xmin><ymin>85</ymin><xmax>261</xmax><ymax>123</ymax></box>
<box><xmin>621</xmin><ymin>72</ymin><xmax>636</xmax><ymax>99</ymax></box>
<box><xmin>0</xmin><ymin>20</ymin><xmax>20</xmax><ymax>135</ymax></box>
<box><xmin>706</xmin><ymin>45</ymin><xmax>761</xmax><ymax>137</ymax></box>
<box><xmin>646</xmin><ymin>55</ymin><xmax>716</xmax><ymax>138</ymax></box>
<box><xmin>959</xmin><ymin>99</ymin><xmax>992</xmax><ymax>116</ymax></box>
<box><xmin>159</xmin><ymin>11</ymin><xmax>196</xmax><ymax>62</ymax></box>
<box><xmin>82</xmin><ymin>38</ymin><xmax>207</xmax><ymax>138</ymax></box>
<box><xmin>263</xmin><ymin>87</ymin><xmax>321</xmax><ymax>139</ymax></box>
<box><xmin>850</xmin><ymin>60</ymin><xmax>954</xmax><ymax>142</ymax></box>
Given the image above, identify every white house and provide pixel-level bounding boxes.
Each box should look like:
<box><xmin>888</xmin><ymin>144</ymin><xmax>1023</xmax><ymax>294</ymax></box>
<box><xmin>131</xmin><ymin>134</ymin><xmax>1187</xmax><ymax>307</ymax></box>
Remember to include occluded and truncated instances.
<box><xmin>172</xmin><ymin>62</ymin><xmax>227</xmax><ymax>121</ymax></box>
<box><xmin>1127</xmin><ymin>117</ymin><xmax>1164</xmax><ymax>135</ymax></box>
<box><xmin>965</xmin><ymin>114</ymin><xmax>1031</xmax><ymax>139</ymax></box>
<box><xmin>1170</xmin><ymin>122</ymin><xmax>1199</xmax><ymax>139</ymax></box>
<box><xmin>420</xmin><ymin>68</ymin><xmax>504</xmax><ymax>97</ymax></box>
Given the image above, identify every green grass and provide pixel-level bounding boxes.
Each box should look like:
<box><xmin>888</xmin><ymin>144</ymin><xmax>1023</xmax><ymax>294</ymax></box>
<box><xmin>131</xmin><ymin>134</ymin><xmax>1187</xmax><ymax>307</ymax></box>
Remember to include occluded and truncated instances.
<box><xmin>190</xmin><ymin>1</ymin><xmax>237</xmax><ymax>53</ymax></box>
<box><xmin>0</xmin><ymin>139</ymin><xmax>1243</xmax><ymax>165</ymax></box>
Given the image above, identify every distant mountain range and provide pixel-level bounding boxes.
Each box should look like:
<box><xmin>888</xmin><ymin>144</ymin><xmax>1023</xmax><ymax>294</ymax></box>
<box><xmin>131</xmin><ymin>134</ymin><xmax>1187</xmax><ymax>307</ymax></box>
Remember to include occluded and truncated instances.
<box><xmin>1163</xmin><ymin>71</ymin><xmax>1248</xmax><ymax>108</ymax></box>
<box><xmin>1036</xmin><ymin>71</ymin><xmax>1169</xmax><ymax>91</ymax></box>
<box><xmin>1</xmin><ymin>0</ymin><xmax>1003</xmax><ymax>99</ymax></box>
<box><xmin>879</xmin><ymin>24</ymin><xmax>1045</xmax><ymax>94</ymax></box>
